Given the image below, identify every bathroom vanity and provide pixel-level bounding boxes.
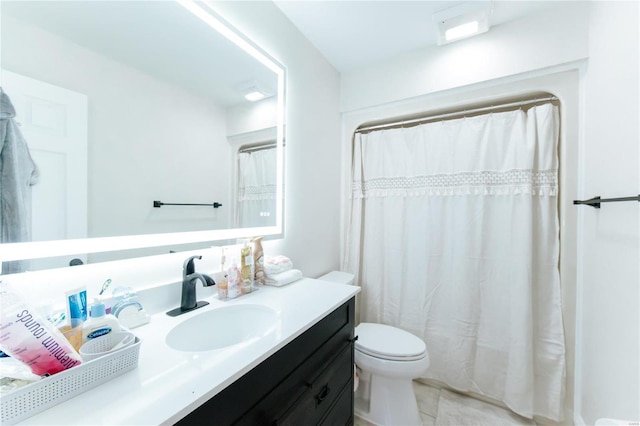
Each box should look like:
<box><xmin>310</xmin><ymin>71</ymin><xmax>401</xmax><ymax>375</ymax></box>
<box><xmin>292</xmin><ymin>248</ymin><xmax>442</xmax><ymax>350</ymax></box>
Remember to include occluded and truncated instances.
<box><xmin>179</xmin><ymin>296</ymin><xmax>355</xmax><ymax>425</ymax></box>
<box><xmin>14</xmin><ymin>278</ymin><xmax>359</xmax><ymax>425</ymax></box>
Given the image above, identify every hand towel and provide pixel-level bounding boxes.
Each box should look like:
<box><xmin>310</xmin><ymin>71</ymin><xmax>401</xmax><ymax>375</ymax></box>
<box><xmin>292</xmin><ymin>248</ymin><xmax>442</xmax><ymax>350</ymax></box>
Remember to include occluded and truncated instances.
<box><xmin>264</xmin><ymin>269</ymin><xmax>303</xmax><ymax>287</ymax></box>
<box><xmin>264</xmin><ymin>255</ymin><xmax>293</xmax><ymax>276</ymax></box>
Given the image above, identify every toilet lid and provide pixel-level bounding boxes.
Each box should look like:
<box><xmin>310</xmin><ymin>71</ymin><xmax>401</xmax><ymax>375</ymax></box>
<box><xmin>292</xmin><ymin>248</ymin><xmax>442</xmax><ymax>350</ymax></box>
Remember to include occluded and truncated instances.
<box><xmin>355</xmin><ymin>323</ymin><xmax>426</xmax><ymax>361</ymax></box>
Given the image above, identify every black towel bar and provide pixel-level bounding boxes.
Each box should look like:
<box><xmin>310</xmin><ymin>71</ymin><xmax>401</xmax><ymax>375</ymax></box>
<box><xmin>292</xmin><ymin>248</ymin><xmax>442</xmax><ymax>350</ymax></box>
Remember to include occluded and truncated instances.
<box><xmin>573</xmin><ymin>195</ymin><xmax>639</xmax><ymax>208</ymax></box>
<box><xmin>153</xmin><ymin>200</ymin><xmax>222</xmax><ymax>208</ymax></box>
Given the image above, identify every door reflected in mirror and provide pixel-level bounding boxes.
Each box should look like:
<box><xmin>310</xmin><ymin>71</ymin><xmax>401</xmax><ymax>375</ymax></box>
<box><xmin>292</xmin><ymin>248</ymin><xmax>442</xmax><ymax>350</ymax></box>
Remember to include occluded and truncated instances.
<box><xmin>0</xmin><ymin>1</ymin><xmax>284</xmax><ymax>271</ymax></box>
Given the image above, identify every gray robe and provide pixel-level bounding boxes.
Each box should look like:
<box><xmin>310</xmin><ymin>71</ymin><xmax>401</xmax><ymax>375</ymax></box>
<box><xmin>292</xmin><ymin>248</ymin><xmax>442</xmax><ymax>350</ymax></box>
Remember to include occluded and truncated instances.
<box><xmin>0</xmin><ymin>87</ymin><xmax>39</xmax><ymax>274</ymax></box>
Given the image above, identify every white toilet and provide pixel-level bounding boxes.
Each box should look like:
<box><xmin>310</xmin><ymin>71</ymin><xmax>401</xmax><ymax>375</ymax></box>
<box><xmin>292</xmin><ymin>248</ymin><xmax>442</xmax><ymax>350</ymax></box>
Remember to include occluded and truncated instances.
<box><xmin>318</xmin><ymin>272</ymin><xmax>430</xmax><ymax>426</ymax></box>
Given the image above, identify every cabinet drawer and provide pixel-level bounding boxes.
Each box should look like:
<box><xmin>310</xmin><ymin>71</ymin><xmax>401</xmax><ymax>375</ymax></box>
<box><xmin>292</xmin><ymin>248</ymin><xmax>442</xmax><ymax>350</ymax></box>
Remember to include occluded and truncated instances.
<box><xmin>236</xmin><ymin>326</ymin><xmax>352</xmax><ymax>425</ymax></box>
<box><xmin>319</xmin><ymin>383</ymin><xmax>352</xmax><ymax>426</ymax></box>
<box><xmin>278</xmin><ymin>343</ymin><xmax>352</xmax><ymax>426</ymax></box>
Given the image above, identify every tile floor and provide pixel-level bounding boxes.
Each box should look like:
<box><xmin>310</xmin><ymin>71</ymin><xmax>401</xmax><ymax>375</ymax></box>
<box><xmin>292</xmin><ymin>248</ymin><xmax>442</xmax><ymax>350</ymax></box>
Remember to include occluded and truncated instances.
<box><xmin>355</xmin><ymin>381</ymin><xmax>536</xmax><ymax>426</ymax></box>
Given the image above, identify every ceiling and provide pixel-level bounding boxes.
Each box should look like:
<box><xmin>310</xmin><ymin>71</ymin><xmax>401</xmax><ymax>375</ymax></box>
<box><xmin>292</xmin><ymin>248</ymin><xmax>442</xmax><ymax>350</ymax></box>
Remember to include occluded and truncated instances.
<box><xmin>274</xmin><ymin>1</ymin><xmax>567</xmax><ymax>72</ymax></box>
<box><xmin>2</xmin><ymin>1</ymin><xmax>570</xmax><ymax>100</ymax></box>
<box><xmin>2</xmin><ymin>1</ymin><xmax>277</xmax><ymax>107</ymax></box>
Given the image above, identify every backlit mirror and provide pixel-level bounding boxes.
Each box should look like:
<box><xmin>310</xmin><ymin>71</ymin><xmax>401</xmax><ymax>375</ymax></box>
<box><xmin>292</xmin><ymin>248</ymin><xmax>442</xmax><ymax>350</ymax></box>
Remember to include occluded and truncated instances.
<box><xmin>0</xmin><ymin>0</ymin><xmax>285</xmax><ymax>272</ymax></box>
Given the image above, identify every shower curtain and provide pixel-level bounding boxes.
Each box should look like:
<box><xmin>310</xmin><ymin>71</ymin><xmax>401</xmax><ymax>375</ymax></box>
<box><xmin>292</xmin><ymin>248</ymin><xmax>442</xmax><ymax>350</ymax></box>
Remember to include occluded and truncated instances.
<box><xmin>344</xmin><ymin>103</ymin><xmax>566</xmax><ymax>421</ymax></box>
<box><xmin>237</xmin><ymin>147</ymin><xmax>277</xmax><ymax>228</ymax></box>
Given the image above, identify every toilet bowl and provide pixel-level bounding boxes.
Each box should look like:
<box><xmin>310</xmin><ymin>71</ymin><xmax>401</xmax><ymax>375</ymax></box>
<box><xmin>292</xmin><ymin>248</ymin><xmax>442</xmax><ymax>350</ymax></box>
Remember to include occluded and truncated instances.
<box><xmin>354</xmin><ymin>323</ymin><xmax>429</xmax><ymax>426</ymax></box>
<box><xmin>317</xmin><ymin>272</ymin><xmax>430</xmax><ymax>426</ymax></box>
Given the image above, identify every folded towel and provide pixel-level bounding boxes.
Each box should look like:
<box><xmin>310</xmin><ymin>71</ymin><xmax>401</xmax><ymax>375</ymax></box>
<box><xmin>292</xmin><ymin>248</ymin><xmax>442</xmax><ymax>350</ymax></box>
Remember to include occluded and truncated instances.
<box><xmin>264</xmin><ymin>255</ymin><xmax>293</xmax><ymax>276</ymax></box>
<box><xmin>264</xmin><ymin>269</ymin><xmax>303</xmax><ymax>287</ymax></box>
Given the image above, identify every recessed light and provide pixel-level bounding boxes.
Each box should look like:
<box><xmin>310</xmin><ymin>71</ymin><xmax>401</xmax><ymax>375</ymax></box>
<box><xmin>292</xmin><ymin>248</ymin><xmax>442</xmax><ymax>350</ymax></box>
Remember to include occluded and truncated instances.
<box><xmin>244</xmin><ymin>91</ymin><xmax>266</xmax><ymax>102</ymax></box>
<box><xmin>433</xmin><ymin>1</ymin><xmax>492</xmax><ymax>45</ymax></box>
<box><xmin>445</xmin><ymin>21</ymin><xmax>480</xmax><ymax>42</ymax></box>
<box><xmin>236</xmin><ymin>80</ymin><xmax>272</xmax><ymax>103</ymax></box>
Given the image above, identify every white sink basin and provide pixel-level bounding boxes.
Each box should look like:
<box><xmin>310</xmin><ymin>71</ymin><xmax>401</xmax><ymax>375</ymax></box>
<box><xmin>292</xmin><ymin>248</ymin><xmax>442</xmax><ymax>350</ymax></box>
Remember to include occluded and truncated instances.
<box><xmin>166</xmin><ymin>304</ymin><xmax>279</xmax><ymax>352</ymax></box>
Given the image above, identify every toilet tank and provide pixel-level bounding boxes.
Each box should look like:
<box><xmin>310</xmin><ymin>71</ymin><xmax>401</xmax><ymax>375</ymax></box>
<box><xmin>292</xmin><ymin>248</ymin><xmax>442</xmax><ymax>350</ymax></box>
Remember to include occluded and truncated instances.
<box><xmin>317</xmin><ymin>271</ymin><xmax>355</xmax><ymax>286</ymax></box>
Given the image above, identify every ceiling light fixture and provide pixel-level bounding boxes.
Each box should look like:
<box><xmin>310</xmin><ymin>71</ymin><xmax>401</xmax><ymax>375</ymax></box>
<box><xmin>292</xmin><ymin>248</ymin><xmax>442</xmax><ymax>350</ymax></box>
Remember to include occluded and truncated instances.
<box><xmin>433</xmin><ymin>1</ymin><xmax>492</xmax><ymax>45</ymax></box>
<box><xmin>237</xmin><ymin>80</ymin><xmax>272</xmax><ymax>103</ymax></box>
<box><xmin>244</xmin><ymin>90</ymin><xmax>266</xmax><ymax>102</ymax></box>
<box><xmin>445</xmin><ymin>21</ymin><xmax>480</xmax><ymax>41</ymax></box>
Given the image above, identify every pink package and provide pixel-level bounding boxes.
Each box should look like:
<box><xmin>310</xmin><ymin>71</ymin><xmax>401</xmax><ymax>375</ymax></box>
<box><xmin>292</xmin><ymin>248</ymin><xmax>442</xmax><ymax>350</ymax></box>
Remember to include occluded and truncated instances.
<box><xmin>0</xmin><ymin>281</ymin><xmax>82</xmax><ymax>376</ymax></box>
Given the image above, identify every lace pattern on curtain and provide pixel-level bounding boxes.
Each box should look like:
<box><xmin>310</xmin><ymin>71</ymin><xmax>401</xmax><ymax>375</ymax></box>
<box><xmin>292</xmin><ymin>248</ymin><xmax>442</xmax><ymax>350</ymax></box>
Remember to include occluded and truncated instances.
<box><xmin>352</xmin><ymin>169</ymin><xmax>557</xmax><ymax>198</ymax></box>
<box><xmin>238</xmin><ymin>184</ymin><xmax>277</xmax><ymax>201</ymax></box>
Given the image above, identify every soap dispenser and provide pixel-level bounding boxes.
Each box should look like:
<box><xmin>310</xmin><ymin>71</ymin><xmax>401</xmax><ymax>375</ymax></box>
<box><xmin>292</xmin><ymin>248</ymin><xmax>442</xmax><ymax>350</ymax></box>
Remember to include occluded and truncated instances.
<box><xmin>227</xmin><ymin>258</ymin><xmax>241</xmax><ymax>299</ymax></box>
<box><xmin>240</xmin><ymin>239</ymin><xmax>254</xmax><ymax>294</ymax></box>
<box><xmin>82</xmin><ymin>299</ymin><xmax>121</xmax><ymax>343</ymax></box>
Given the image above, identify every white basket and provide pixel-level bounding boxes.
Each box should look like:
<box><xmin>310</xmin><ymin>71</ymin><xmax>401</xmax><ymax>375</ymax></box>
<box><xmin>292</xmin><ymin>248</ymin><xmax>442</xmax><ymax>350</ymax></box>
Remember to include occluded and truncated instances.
<box><xmin>0</xmin><ymin>336</ymin><xmax>141</xmax><ymax>425</ymax></box>
<box><xmin>79</xmin><ymin>331</ymin><xmax>136</xmax><ymax>361</ymax></box>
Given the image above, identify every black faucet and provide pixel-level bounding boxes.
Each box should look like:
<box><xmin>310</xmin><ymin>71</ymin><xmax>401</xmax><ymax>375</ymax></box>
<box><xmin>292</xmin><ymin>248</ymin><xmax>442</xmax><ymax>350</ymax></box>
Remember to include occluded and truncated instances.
<box><xmin>166</xmin><ymin>255</ymin><xmax>216</xmax><ymax>317</ymax></box>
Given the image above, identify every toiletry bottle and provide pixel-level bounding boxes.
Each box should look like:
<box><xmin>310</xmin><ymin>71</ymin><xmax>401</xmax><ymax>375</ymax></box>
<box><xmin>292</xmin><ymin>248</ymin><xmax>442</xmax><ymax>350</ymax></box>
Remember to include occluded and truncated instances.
<box><xmin>252</xmin><ymin>236</ymin><xmax>265</xmax><ymax>286</ymax></box>
<box><xmin>66</xmin><ymin>286</ymin><xmax>87</xmax><ymax>328</ymax></box>
<box><xmin>217</xmin><ymin>248</ymin><xmax>228</xmax><ymax>299</ymax></box>
<box><xmin>82</xmin><ymin>299</ymin><xmax>121</xmax><ymax>343</ymax></box>
<box><xmin>227</xmin><ymin>259</ymin><xmax>241</xmax><ymax>299</ymax></box>
<box><xmin>240</xmin><ymin>239</ymin><xmax>254</xmax><ymax>294</ymax></box>
<box><xmin>217</xmin><ymin>276</ymin><xmax>228</xmax><ymax>300</ymax></box>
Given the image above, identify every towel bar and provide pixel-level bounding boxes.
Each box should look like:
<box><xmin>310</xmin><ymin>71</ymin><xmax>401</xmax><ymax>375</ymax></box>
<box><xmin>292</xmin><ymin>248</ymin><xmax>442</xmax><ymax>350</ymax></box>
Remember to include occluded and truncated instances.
<box><xmin>573</xmin><ymin>195</ymin><xmax>639</xmax><ymax>208</ymax></box>
<box><xmin>153</xmin><ymin>200</ymin><xmax>222</xmax><ymax>208</ymax></box>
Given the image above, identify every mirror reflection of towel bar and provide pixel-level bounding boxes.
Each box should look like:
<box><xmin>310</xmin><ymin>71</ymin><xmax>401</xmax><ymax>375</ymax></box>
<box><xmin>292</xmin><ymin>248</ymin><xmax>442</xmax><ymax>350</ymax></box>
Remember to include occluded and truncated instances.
<box><xmin>573</xmin><ymin>195</ymin><xmax>639</xmax><ymax>208</ymax></box>
<box><xmin>153</xmin><ymin>200</ymin><xmax>222</xmax><ymax>208</ymax></box>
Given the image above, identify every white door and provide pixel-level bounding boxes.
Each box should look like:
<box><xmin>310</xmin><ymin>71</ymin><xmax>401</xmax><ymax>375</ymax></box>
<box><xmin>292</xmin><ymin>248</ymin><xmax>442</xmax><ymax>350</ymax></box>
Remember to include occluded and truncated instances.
<box><xmin>1</xmin><ymin>70</ymin><xmax>88</xmax><ymax>270</ymax></box>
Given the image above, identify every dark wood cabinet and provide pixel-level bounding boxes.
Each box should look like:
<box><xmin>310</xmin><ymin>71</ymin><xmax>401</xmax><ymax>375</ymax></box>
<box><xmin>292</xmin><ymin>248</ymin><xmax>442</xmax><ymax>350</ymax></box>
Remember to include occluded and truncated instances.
<box><xmin>176</xmin><ymin>298</ymin><xmax>355</xmax><ymax>426</ymax></box>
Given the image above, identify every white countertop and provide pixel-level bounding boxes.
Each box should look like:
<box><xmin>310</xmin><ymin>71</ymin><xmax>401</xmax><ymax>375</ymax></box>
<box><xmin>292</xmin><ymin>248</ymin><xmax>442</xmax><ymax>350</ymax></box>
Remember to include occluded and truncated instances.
<box><xmin>18</xmin><ymin>278</ymin><xmax>359</xmax><ymax>425</ymax></box>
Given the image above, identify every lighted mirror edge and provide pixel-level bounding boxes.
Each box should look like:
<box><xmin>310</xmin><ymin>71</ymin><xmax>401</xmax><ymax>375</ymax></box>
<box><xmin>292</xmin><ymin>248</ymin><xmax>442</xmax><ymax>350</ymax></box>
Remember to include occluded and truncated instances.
<box><xmin>0</xmin><ymin>0</ymin><xmax>285</xmax><ymax>263</ymax></box>
<box><xmin>0</xmin><ymin>226</ymin><xmax>281</xmax><ymax>261</ymax></box>
<box><xmin>195</xmin><ymin>1</ymin><xmax>283</xmax><ymax>75</ymax></box>
<box><xmin>178</xmin><ymin>0</ymin><xmax>286</xmax><ymax>234</ymax></box>
<box><xmin>276</xmin><ymin>72</ymin><xmax>285</xmax><ymax>229</ymax></box>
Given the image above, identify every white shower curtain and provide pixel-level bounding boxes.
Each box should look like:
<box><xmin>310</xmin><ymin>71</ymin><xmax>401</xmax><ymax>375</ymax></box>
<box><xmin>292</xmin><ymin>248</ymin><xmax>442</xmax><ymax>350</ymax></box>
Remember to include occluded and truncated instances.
<box><xmin>237</xmin><ymin>147</ymin><xmax>277</xmax><ymax>228</ymax></box>
<box><xmin>345</xmin><ymin>104</ymin><xmax>566</xmax><ymax>420</ymax></box>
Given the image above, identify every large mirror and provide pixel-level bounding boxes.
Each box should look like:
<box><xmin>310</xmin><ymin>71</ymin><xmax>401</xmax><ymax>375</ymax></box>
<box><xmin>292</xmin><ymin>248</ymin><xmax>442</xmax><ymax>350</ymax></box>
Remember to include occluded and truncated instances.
<box><xmin>0</xmin><ymin>0</ymin><xmax>285</xmax><ymax>272</ymax></box>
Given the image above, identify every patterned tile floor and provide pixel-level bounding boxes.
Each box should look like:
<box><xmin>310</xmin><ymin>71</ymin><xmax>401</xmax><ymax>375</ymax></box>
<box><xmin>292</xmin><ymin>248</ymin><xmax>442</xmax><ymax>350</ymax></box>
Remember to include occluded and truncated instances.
<box><xmin>355</xmin><ymin>381</ymin><xmax>536</xmax><ymax>426</ymax></box>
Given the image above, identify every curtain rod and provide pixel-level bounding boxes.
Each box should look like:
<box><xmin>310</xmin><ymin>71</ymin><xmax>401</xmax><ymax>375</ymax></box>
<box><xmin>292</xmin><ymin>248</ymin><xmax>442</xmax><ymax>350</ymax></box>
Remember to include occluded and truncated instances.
<box><xmin>239</xmin><ymin>142</ymin><xmax>279</xmax><ymax>154</ymax></box>
<box><xmin>355</xmin><ymin>96</ymin><xmax>559</xmax><ymax>134</ymax></box>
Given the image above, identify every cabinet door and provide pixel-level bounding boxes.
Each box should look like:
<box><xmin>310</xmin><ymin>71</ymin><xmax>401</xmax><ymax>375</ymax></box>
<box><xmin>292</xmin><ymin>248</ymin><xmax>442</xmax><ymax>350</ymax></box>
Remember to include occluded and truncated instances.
<box><xmin>277</xmin><ymin>343</ymin><xmax>352</xmax><ymax>426</ymax></box>
<box><xmin>236</xmin><ymin>309</ymin><xmax>353</xmax><ymax>425</ymax></box>
<box><xmin>319</xmin><ymin>384</ymin><xmax>353</xmax><ymax>426</ymax></box>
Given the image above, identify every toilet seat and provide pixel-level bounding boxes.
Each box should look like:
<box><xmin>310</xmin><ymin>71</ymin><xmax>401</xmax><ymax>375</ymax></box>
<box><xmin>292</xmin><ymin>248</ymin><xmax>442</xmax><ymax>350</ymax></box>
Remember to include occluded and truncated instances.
<box><xmin>355</xmin><ymin>323</ymin><xmax>426</xmax><ymax>361</ymax></box>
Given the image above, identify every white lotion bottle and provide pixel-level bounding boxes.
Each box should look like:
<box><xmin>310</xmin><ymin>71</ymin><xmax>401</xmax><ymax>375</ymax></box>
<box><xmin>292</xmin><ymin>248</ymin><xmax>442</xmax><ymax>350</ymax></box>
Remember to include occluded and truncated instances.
<box><xmin>82</xmin><ymin>299</ymin><xmax>121</xmax><ymax>343</ymax></box>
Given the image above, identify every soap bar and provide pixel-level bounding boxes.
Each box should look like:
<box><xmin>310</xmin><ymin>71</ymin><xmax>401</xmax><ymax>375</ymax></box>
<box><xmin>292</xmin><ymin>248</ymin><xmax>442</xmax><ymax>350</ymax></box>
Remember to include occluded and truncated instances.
<box><xmin>116</xmin><ymin>306</ymin><xmax>151</xmax><ymax>329</ymax></box>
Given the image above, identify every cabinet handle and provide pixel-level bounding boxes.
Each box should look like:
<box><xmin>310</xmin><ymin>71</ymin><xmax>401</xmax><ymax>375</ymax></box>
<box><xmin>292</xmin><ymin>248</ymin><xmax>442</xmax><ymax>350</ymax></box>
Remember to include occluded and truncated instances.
<box><xmin>350</xmin><ymin>335</ymin><xmax>359</xmax><ymax>343</ymax></box>
<box><xmin>315</xmin><ymin>384</ymin><xmax>331</xmax><ymax>406</ymax></box>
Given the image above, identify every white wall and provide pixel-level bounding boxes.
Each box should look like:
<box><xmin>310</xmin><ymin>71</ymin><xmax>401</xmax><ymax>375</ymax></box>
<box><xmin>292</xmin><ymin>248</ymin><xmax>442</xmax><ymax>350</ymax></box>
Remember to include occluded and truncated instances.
<box><xmin>579</xmin><ymin>2</ymin><xmax>639</xmax><ymax>424</ymax></box>
<box><xmin>2</xmin><ymin>16</ymin><xmax>232</xmax><ymax>241</ymax></box>
<box><xmin>341</xmin><ymin>1</ymin><xmax>639</xmax><ymax>424</ymax></box>
<box><xmin>340</xmin><ymin>2</ymin><xmax>589</xmax><ymax>112</ymax></box>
